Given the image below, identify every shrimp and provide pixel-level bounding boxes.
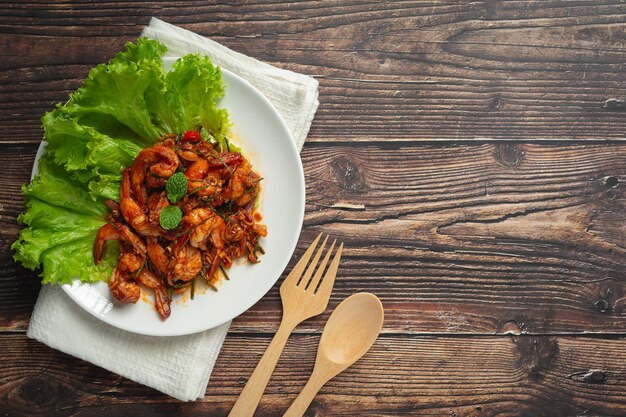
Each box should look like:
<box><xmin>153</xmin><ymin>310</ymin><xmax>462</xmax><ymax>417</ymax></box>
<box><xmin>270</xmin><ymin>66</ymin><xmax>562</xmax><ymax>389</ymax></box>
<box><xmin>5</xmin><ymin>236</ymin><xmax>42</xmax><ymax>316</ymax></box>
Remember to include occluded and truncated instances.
<box><xmin>103</xmin><ymin>200</ymin><xmax>122</xmax><ymax>223</ymax></box>
<box><xmin>185</xmin><ymin>159</ymin><xmax>223</xmax><ymax>199</ymax></box>
<box><xmin>120</xmin><ymin>168</ymin><xmax>162</xmax><ymax>236</ymax></box>
<box><xmin>178</xmin><ymin>208</ymin><xmax>227</xmax><ymax>282</ymax></box>
<box><xmin>222</xmin><ymin>159</ymin><xmax>261</xmax><ymax>207</ymax></box>
<box><xmin>169</xmin><ymin>243</ymin><xmax>202</xmax><ymax>283</ymax></box>
<box><xmin>202</xmin><ymin>246</ymin><xmax>226</xmax><ymax>283</ymax></box>
<box><xmin>150</xmin><ymin>232</ymin><xmax>203</xmax><ymax>284</ymax></box>
<box><xmin>110</xmin><ymin>233</ymin><xmax>145</xmax><ymax>304</ymax></box>
<box><xmin>185</xmin><ymin>158</ymin><xmax>209</xmax><ymax>180</ymax></box>
<box><xmin>93</xmin><ymin>222</ymin><xmax>146</xmax><ymax>264</ymax></box>
<box><xmin>137</xmin><ymin>268</ymin><xmax>171</xmax><ymax>320</ymax></box>
<box><xmin>93</xmin><ymin>221</ymin><xmax>145</xmax><ymax>303</ymax></box>
<box><xmin>206</xmin><ymin>152</ymin><xmax>243</xmax><ymax>169</ymax></box>
<box><xmin>109</xmin><ymin>246</ymin><xmax>144</xmax><ymax>304</ymax></box>
<box><xmin>177</xmin><ymin>142</ymin><xmax>200</xmax><ymax>162</ymax></box>
<box><xmin>118</xmin><ymin>251</ymin><xmax>144</xmax><ymax>273</ymax></box>
<box><xmin>93</xmin><ymin>223</ymin><xmax>120</xmax><ymax>265</ymax></box>
<box><xmin>145</xmin><ymin>173</ymin><xmax>168</xmax><ymax>189</ymax></box>
<box><xmin>109</xmin><ymin>268</ymin><xmax>140</xmax><ymax>304</ymax></box>
<box><xmin>146</xmin><ymin>191</ymin><xmax>169</xmax><ymax>226</ymax></box>
<box><xmin>180</xmin><ymin>208</ymin><xmax>226</xmax><ymax>251</ymax></box>
<box><xmin>130</xmin><ymin>145</ymin><xmax>179</xmax><ymax>206</ymax></box>
<box><xmin>146</xmin><ymin>237</ymin><xmax>169</xmax><ymax>277</ymax></box>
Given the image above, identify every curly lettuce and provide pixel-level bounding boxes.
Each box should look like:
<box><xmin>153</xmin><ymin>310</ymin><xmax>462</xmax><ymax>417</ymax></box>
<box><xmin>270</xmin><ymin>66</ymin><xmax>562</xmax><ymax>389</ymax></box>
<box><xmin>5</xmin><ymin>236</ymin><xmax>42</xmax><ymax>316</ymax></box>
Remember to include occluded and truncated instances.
<box><xmin>12</xmin><ymin>38</ymin><xmax>231</xmax><ymax>284</ymax></box>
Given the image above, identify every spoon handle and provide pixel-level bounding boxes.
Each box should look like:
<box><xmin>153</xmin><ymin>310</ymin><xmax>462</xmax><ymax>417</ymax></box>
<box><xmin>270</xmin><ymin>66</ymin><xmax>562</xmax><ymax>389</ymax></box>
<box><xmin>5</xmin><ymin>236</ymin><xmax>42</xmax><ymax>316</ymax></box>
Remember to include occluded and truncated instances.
<box><xmin>283</xmin><ymin>373</ymin><xmax>327</xmax><ymax>417</ymax></box>
<box><xmin>229</xmin><ymin>320</ymin><xmax>295</xmax><ymax>417</ymax></box>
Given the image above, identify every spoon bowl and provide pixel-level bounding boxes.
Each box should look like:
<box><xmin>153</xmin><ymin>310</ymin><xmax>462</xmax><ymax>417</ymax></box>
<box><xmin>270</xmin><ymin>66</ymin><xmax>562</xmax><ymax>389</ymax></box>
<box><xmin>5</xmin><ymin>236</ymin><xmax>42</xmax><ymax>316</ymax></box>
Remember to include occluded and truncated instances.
<box><xmin>283</xmin><ymin>293</ymin><xmax>384</xmax><ymax>417</ymax></box>
<box><xmin>319</xmin><ymin>293</ymin><xmax>384</xmax><ymax>365</ymax></box>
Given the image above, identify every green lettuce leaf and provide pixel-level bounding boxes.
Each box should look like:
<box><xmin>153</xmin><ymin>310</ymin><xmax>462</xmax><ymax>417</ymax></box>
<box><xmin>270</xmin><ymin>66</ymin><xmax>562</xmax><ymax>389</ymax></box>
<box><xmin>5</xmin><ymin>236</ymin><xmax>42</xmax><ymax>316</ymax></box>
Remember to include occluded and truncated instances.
<box><xmin>13</xmin><ymin>38</ymin><xmax>232</xmax><ymax>285</ymax></box>
<box><xmin>40</xmin><ymin>236</ymin><xmax>120</xmax><ymax>285</ymax></box>
<box><xmin>23</xmin><ymin>155</ymin><xmax>107</xmax><ymax>216</ymax></box>
<box><xmin>147</xmin><ymin>54</ymin><xmax>230</xmax><ymax>143</ymax></box>
<box><xmin>43</xmin><ymin>110</ymin><xmax>143</xmax><ymax>184</ymax></box>
<box><xmin>62</xmin><ymin>38</ymin><xmax>167</xmax><ymax>143</ymax></box>
<box><xmin>12</xmin><ymin>156</ymin><xmax>117</xmax><ymax>282</ymax></box>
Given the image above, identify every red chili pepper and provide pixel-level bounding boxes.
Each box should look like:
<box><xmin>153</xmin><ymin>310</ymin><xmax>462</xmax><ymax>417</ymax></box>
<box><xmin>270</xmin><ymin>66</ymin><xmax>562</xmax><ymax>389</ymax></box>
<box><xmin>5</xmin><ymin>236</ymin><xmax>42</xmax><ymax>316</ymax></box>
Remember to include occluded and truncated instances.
<box><xmin>182</xmin><ymin>130</ymin><xmax>202</xmax><ymax>143</ymax></box>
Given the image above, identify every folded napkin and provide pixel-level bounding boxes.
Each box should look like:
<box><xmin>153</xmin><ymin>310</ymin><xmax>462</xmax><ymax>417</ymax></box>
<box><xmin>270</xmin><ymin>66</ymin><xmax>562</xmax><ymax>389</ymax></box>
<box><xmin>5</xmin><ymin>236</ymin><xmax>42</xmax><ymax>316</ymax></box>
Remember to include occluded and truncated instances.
<box><xmin>27</xmin><ymin>17</ymin><xmax>319</xmax><ymax>401</ymax></box>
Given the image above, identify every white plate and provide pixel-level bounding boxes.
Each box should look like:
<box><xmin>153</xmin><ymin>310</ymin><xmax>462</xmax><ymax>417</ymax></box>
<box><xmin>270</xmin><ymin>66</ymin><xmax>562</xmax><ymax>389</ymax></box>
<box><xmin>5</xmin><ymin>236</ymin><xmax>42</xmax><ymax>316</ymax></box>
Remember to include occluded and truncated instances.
<box><xmin>33</xmin><ymin>62</ymin><xmax>305</xmax><ymax>336</ymax></box>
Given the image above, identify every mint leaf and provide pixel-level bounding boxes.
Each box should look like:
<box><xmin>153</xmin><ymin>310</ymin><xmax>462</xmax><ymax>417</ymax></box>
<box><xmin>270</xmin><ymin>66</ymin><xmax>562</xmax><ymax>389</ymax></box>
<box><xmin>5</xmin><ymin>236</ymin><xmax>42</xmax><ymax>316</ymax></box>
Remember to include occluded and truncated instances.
<box><xmin>166</xmin><ymin>172</ymin><xmax>188</xmax><ymax>203</ymax></box>
<box><xmin>159</xmin><ymin>205</ymin><xmax>183</xmax><ymax>230</ymax></box>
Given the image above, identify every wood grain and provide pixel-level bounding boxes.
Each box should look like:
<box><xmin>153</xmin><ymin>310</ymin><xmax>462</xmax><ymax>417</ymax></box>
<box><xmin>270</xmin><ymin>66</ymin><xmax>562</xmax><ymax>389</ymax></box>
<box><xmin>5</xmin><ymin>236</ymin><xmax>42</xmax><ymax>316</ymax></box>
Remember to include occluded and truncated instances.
<box><xmin>1</xmin><ymin>1</ymin><xmax>625</xmax><ymax>143</ymax></box>
<box><xmin>1</xmin><ymin>332</ymin><xmax>625</xmax><ymax>417</ymax></box>
<box><xmin>2</xmin><ymin>2</ymin><xmax>626</xmax><ymax>415</ymax></box>
<box><xmin>2</xmin><ymin>143</ymin><xmax>624</xmax><ymax>334</ymax></box>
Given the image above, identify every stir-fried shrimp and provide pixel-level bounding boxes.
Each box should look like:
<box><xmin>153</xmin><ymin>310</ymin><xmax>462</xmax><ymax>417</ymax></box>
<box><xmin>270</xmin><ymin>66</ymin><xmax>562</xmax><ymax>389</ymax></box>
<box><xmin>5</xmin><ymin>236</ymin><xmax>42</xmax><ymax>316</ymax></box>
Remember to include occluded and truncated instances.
<box><xmin>169</xmin><ymin>243</ymin><xmax>203</xmax><ymax>283</ymax></box>
<box><xmin>94</xmin><ymin>222</ymin><xmax>146</xmax><ymax>304</ymax></box>
<box><xmin>118</xmin><ymin>251</ymin><xmax>144</xmax><ymax>274</ymax></box>
<box><xmin>146</xmin><ymin>237</ymin><xmax>169</xmax><ymax>277</ymax></box>
<box><xmin>222</xmin><ymin>159</ymin><xmax>261</xmax><ymax>207</ymax></box>
<box><xmin>137</xmin><ymin>269</ymin><xmax>171</xmax><ymax>319</ymax></box>
<box><xmin>109</xmin><ymin>268</ymin><xmax>141</xmax><ymax>304</ymax></box>
<box><xmin>177</xmin><ymin>142</ymin><xmax>200</xmax><ymax>162</ymax></box>
<box><xmin>104</xmin><ymin>200</ymin><xmax>122</xmax><ymax>223</ymax></box>
<box><xmin>120</xmin><ymin>168</ymin><xmax>162</xmax><ymax>236</ymax></box>
<box><xmin>131</xmin><ymin>145</ymin><xmax>178</xmax><ymax>206</ymax></box>
<box><xmin>93</xmin><ymin>223</ymin><xmax>120</xmax><ymax>264</ymax></box>
<box><xmin>93</xmin><ymin>223</ymin><xmax>146</xmax><ymax>264</ymax></box>
<box><xmin>94</xmin><ymin>131</ymin><xmax>267</xmax><ymax>320</ymax></box>
<box><xmin>185</xmin><ymin>159</ymin><xmax>208</xmax><ymax>180</ymax></box>
<box><xmin>207</xmin><ymin>152</ymin><xmax>243</xmax><ymax>169</ymax></box>
<box><xmin>181</xmin><ymin>208</ymin><xmax>226</xmax><ymax>251</ymax></box>
<box><xmin>146</xmin><ymin>191</ymin><xmax>169</xmax><ymax>225</ymax></box>
<box><xmin>185</xmin><ymin>159</ymin><xmax>223</xmax><ymax>199</ymax></box>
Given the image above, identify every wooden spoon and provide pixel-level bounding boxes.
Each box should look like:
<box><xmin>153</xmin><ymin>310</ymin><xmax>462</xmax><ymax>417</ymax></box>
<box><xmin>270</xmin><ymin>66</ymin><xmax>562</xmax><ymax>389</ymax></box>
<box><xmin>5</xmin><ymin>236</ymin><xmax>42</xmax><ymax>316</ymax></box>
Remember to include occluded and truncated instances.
<box><xmin>283</xmin><ymin>292</ymin><xmax>384</xmax><ymax>417</ymax></box>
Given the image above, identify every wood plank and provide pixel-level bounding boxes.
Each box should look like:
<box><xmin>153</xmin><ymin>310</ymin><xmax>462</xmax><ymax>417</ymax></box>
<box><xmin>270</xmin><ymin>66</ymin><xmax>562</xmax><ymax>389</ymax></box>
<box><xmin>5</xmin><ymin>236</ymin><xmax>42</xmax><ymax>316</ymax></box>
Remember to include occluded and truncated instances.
<box><xmin>1</xmin><ymin>1</ymin><xmax>625</xmax><ymax>143</ymax></box>
<box><xmin>2</xmin><ymin>143</ymin><xmax>624</xmax><ymax>334</ymax></box>
<box><xmin>1</xmin><ymin>332</ymin><xmax>625</xmax><ymax>416</ymax></box>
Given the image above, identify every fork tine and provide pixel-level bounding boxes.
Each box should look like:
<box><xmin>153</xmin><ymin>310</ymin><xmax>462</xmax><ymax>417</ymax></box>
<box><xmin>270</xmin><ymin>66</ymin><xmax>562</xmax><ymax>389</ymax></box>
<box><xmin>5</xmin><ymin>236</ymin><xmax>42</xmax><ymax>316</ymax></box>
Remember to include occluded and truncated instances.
<box><xmin>297</xmin><ymin>235</ymin><xmax>329</xmax><ymax>288</ymax></box>
<box><xmin>282</xmin><ymin>233</ymin><xmax>323</xmax><ymax>287</ymax></box>
<box><xmin>315</xmin><ymin>243</ymin><xmax>343</xmax><ymax>298</ymax></box>
<box><xmin>307</xmin><ymin>239</ymin><xmax>336</xmax><ymax>293</ymax></box>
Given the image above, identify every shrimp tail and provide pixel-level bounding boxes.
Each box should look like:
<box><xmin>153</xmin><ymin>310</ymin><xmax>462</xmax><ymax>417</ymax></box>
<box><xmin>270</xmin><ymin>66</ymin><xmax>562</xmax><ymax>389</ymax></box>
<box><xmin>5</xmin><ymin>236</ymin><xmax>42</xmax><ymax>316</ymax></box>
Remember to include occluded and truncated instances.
<box><xmin>137</xmin><ymin>268</ymin><xmax>172</xmax><ymax>320</ymax></box>
<box><xmin>207</xmin><ymin>249</ymin><xmax>222</xmax><ymax>282</ymax></box>
<box><xmin>93</xmin><ymin>223</ymin><xmax>120</xmax><ymax>265</ymax></box>
<box><xmin>154</xmin><ymin>287</ymin><xmax>172</xmax><ymax>320</ymax></box>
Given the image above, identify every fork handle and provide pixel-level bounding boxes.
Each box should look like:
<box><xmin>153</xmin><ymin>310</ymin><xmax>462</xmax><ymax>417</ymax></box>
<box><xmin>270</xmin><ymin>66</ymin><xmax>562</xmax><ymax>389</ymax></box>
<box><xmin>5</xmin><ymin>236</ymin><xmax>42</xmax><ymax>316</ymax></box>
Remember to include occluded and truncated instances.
<box><xmin>228</xmin><ymin>319</ymin><xmax>296</xmax><ymax>417</ymax></box>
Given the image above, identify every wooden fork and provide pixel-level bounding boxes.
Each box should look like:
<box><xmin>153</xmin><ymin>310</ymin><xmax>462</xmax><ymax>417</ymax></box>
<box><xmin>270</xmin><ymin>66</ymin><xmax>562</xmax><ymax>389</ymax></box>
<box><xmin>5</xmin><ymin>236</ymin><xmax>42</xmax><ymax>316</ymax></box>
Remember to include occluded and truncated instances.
<box><xmin>228</xmin><ymin>233</ymin><xmax>343</xmax><ymax>417</ymax></box>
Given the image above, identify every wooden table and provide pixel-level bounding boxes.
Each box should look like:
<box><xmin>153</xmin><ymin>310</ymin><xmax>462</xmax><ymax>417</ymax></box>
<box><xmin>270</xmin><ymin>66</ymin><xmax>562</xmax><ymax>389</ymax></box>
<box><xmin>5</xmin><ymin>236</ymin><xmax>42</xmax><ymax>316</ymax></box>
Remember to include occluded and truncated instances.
<box><xmin>2</xmin><ymin>2</ymin><xmax>625</xmax><ymax>416</ymax></box>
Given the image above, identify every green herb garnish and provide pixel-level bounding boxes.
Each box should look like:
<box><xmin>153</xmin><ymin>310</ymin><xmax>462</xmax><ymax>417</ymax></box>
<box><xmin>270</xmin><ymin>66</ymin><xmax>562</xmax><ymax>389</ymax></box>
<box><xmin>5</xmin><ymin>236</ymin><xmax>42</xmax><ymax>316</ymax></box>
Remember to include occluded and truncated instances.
<box><xmin>165</xmin><ymin>172</ymin><xmax>188</xmax><ymax>203</ymax></box>
<box><xmin>159</xmin><ymin>205</ymin><xmax>183</xmax><ymax>230</ymax></box>
<box><xmin>219</xmin><ymin>264</ymin><xmax>230</xmax><ymax>281</ymax></box>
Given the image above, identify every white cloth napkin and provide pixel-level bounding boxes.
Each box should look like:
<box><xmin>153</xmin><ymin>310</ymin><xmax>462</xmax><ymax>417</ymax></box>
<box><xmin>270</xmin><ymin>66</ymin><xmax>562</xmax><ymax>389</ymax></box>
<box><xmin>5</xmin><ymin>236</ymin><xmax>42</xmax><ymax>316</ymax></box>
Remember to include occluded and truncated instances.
<box><xmin>27</xmin><ymin>17</ymin><xmax>319</xmax><ymax>401</ymax></box>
